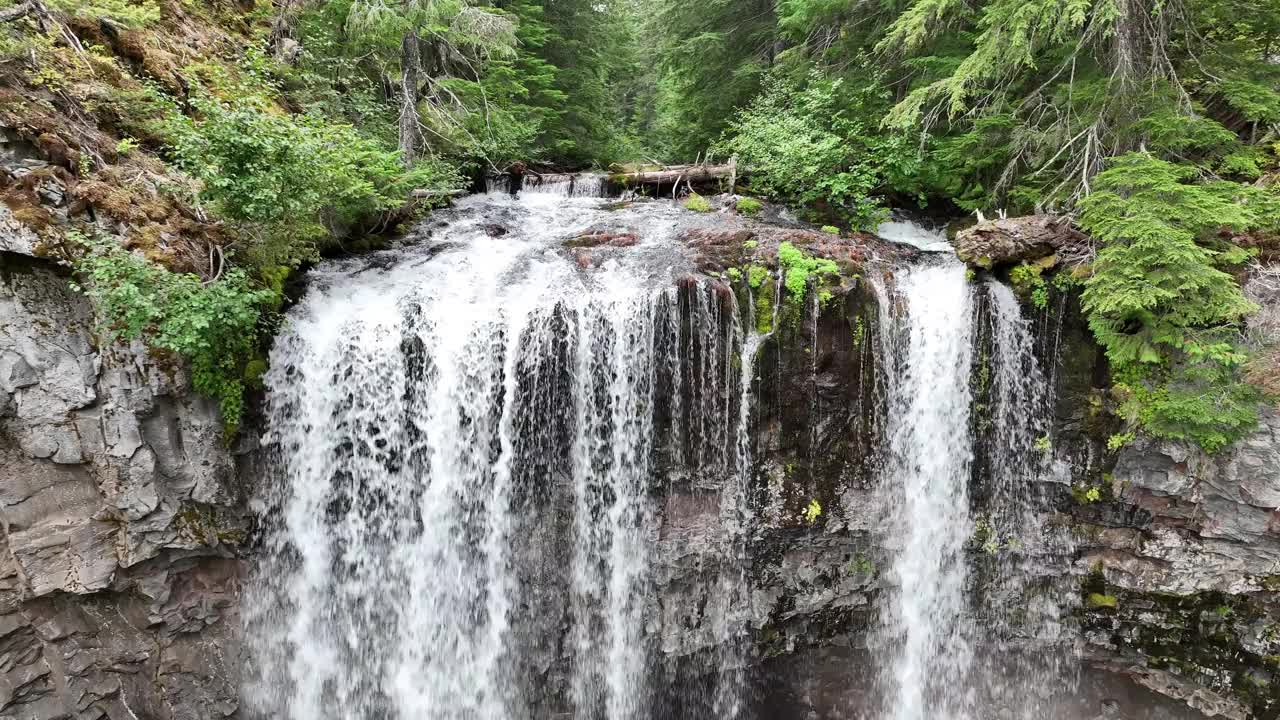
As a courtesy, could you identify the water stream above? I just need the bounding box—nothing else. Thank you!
[244,189,1079,719]
[243,191,752,718]
[875,261,977,720]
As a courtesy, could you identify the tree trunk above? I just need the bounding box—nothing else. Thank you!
[399,30,421,167]
[1112,0,1147,94]
[610,164,744,186]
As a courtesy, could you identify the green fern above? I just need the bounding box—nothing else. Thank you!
[1080,154,1263,451]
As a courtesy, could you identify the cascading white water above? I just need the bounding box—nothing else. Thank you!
[242,218,572,719]
[876,261,976,720]
[243,192,1085,720]
[567,280,658,720]
[971,281,1080,718]
[871,256,1079,720]
[486,172,608,196]
[242,192,756,719]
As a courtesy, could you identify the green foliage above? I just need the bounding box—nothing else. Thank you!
[777,241,839,304]
[849,555,875,575]
[747,265,771,289]
[683,193,712,212]
[0,8,53,62]
[754,288,775,335]
[1009,262,1049,310]
[652,0,777,158]
[167,89,461,270]
[1081,154,1264,452]
[114,137,139,156]
[749,266,777,334]
[72,235,275,430]
[720,73,917,229]
[1072,484,1103,504]
[803,498,822,524]
[1107,431,1135,451]
[1087,592,1118,609]
[736,197,763,215]
[523,0,642,165]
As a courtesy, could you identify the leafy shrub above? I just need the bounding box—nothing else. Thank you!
[167,91,462,270]
[720,72,917,230]
[73,234,275,430]
[1080,154,1263,451]
[736,197,763,215]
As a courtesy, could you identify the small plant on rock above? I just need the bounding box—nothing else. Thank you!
[777,241,839,304]
[803,498,822,524]
[683,193,712,212]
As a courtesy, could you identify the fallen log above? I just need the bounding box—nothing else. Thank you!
[609,163,744,187]
[954,215,1092,268]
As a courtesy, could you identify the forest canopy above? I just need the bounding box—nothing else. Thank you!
[0,0,1277,448]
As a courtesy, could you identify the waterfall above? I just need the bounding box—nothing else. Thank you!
[971,281,1080,717]
[242,194,751,719]
[485,173,608,196]
[875,261,977,720]
[243,192,1083,720]
[872,261,1077,720]
[567,284,658,720]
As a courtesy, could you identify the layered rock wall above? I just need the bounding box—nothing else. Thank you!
[0,216,246,719]
[965,215,1280,719]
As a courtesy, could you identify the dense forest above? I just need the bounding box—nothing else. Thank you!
[1,0,1278,451]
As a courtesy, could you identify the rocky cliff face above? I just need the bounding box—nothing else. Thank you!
[1067,268,1280,719]
[953,216,1280,718]
[0,212,247,719]
[2,203,1278,720]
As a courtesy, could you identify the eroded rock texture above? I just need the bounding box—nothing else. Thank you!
[1060,267,1280,719]
[0,227,246,719]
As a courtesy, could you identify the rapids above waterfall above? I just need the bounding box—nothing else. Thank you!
[242,189,1210,720]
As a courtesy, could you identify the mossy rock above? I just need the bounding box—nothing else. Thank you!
[683,194,712,212]
[1087,592,1119,609]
